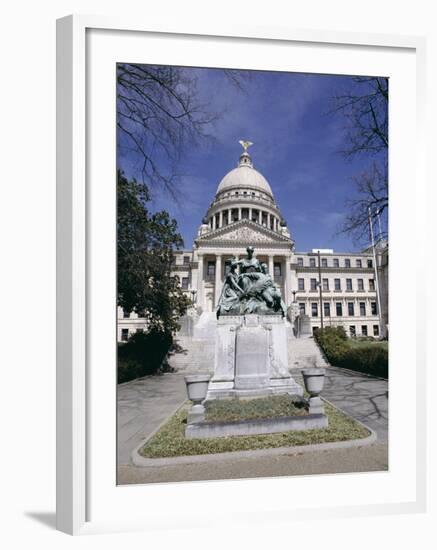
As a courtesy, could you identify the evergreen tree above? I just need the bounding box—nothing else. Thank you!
[117,170,190,334]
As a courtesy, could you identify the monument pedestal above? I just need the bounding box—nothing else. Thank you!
[206,314,303,400]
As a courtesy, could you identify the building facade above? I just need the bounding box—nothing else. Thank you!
[118,146,388,341]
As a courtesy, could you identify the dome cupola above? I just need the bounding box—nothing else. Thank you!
[216,141,273,197]
[198,141,291,238]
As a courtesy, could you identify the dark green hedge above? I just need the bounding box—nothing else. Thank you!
[117,330,173,384]
[314,327,388,378]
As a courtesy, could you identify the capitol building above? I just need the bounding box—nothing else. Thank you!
[118,145,388,341]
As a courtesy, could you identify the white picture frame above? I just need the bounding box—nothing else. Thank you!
[56,14,427,535]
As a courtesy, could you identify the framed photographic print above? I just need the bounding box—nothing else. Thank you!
[57,15,427,535]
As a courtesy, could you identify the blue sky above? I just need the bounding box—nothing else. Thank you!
[118,67,387,253]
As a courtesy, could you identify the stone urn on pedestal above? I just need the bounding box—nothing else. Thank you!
[302,368,326,415]
[184,374,211,424]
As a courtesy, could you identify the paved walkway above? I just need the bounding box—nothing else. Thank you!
[117,367,388,483]
[291,367,388,442]
[117,373,186,465]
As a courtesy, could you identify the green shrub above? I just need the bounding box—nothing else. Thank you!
[314,326,349,364]
[338,347,388,377]
[117,329,173,383]
[314,327,388,378]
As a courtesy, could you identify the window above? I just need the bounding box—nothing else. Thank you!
[367,259,373,268]
[310,257,316,267]
[181,277,189,289]
[207,261,215,276]
[310,278,317,291]
[348,302,354,316]
[321,258,328,267]
[373,325,379,336]
[356,259,362,268]
[298,278,305,291]
[311,303,318,317]
[297,257,304,267]
[333,258,339,268]
[346,278,353,291]
[371,302,378,315]
[350,325,356,337]
[299,303,306,315]
[359,302,366,316]
[369,279,375,291]
[322,278,329,291]
[121,328,129,342]
[357,279,364,291]
[324,302,331,316]
[183,255,190,265]
[336,302,343,316]
[123,310,130,319]
[274,263,282,277]
[136,328,144,334]
[334,278,341,291]
[345,258,351,268]
[362,325,368,336]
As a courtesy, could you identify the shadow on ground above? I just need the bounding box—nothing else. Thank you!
[24,511,56,530]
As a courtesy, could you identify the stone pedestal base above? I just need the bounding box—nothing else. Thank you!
[187,403,206,424]
[207,314,303,400]
[308,396,325,415]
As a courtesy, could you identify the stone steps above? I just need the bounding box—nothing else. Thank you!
[287,332,329,369]
[167,337,215,374]
[169,319,329,374]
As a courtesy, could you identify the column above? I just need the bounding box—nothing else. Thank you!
[238,207,242,221]
[284,256,291,307]
[197,254,204,309]
[228,209,232,224]
[258,210,262,224]
[215,254,222,306]
[249,207,252,222]
[213,215,216,230]
[268,255,274,276]
[267,213,271,229]
[219,211,223,228]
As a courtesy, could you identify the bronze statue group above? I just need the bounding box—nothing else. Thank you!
[216,246,286,318]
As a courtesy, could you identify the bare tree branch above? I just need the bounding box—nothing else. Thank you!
[117,64,250,198]
[331,77,389,245]
[336,163,388,245]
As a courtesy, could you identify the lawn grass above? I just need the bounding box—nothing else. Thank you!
[139,399,370,458]
[205,395,307,422]
[347,339,388,352]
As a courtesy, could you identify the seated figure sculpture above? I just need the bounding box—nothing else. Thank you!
[215,260,244,318]
[216,247,286,318]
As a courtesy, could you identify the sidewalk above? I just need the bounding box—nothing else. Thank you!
[292,367,388,442]
[117,372,186,465]
[117,367,388,483]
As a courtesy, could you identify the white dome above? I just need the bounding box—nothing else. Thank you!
[216,165,273,196]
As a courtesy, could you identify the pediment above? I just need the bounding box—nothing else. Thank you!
[196,220,292,245]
